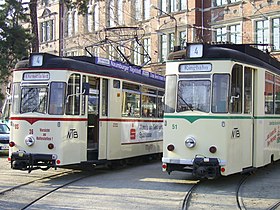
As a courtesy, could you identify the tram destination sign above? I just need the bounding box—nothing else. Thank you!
[179,63,212,72]
[23,72,50,81]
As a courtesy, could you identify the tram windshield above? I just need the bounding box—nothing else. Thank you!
[21,86,48,113]
[177,80,211,112]
[12,82,66,115]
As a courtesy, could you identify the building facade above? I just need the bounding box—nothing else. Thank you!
[37,0,280,74]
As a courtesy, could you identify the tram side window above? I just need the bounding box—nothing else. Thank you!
[164,75,177,113]
[230,64,243,113]
[102,79,108,116]
[265,72,274,114]
[141,87,157,118]
[157,90,164,117]
[81,76,86,115]
[244,68,253,114]
[66,74,81,115]
[49,82,66,115]
[113,80,120,89]
[212,74,229,113]
[11,83,20,114]
[275,76,280,114]
[122,83,140,117]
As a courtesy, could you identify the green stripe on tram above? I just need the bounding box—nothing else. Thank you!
[164,115,251,123]
[164,115,280,123]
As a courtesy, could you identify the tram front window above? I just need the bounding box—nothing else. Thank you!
[49,82,66,115]
[177,80,211,113]
[21,87,48,114]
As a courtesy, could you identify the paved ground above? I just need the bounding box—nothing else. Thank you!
[0,154,279,210]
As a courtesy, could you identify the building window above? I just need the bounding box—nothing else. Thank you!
[73,11,79,35]
[256,19,269,50]
[272,18,280,51]
[134,0,151,21]
[214,24,241,44]
[143,38,151,64]
[161,0,167,13]
[160,34,167,62]
[135,0,142,21]
[66,12,73,37]
[133,41,141,65]
[94,3,99,30]
[179,31,186,48]
[87,6,93,32]
[143,0,150,20]
[40,20,54,42]
[117,0,124,24]
[86,47,99,57]
[170,0,175,12]
[215,0,228,6]
[41,0,49,6]
[215,27,227,42]
[160,0,185,12]
[168,33,174,52]
[180,0,186,10]
[108,0,115,26]
[65,51,78,56]
[229,24,241,44]
[107,0,123,26]
[86,1,99,32]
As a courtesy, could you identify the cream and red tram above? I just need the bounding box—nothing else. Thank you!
[162,43,280,179]
[8,53,164,172]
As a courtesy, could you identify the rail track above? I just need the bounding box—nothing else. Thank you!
[183,165,280,210]
[181,180,203,210]
[0,169,94,209]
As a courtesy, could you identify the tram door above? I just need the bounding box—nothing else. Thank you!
[230,65,254,169]
[244,67,254,166]
[87,77,100,160]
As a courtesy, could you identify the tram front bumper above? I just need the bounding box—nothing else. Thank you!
[192,157,220,179]
[11,151,57,173]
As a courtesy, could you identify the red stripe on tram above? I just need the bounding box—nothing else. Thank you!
[10,117,87,125]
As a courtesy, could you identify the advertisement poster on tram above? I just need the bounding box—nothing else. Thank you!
[121,122,163,144]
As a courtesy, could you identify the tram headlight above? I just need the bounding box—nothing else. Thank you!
[24,135,35,147]
[185,136,196,148]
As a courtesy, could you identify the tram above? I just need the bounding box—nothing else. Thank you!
[8,53,165,172]
[162,43,280,179]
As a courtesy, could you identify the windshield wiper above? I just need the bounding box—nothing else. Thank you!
[177,94,193,111]
[32,95,47,113]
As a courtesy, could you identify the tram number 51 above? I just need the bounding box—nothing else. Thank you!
[172,124,178,130]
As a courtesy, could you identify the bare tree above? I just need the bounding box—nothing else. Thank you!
[29,0,39,52]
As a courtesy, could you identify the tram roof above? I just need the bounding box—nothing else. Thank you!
[15,54,165,89]
[168,43,280,74]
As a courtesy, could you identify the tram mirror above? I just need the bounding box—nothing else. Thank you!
[161,95,165,104]
[82,83,90,95]
[230,94,240,103]
[6,82,11,95]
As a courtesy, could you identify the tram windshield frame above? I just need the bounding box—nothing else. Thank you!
[12,82,67,115]
[165,73,231,114]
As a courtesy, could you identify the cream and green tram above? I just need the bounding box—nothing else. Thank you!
[162,43,280,179]
[8,53,165,172]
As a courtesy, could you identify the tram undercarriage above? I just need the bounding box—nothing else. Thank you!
[11,152,57,173]
[163,157,221,179]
